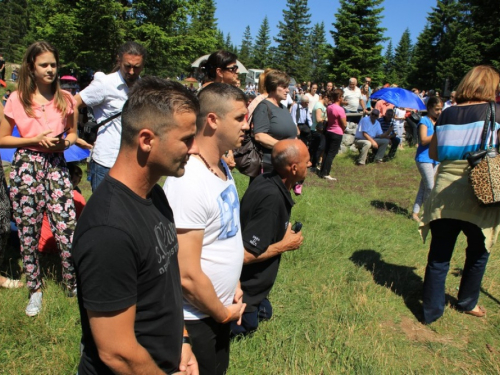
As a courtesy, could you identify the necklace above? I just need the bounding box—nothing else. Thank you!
[197,153,227,179]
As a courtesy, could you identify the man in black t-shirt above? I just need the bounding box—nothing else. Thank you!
[231,139,308,336]
[73,77,200,375]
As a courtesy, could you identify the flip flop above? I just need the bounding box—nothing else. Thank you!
[1,278,23,289]
[464,305,486,318]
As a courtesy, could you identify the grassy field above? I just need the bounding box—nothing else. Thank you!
[1,148,500,374]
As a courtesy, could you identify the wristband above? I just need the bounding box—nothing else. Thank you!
[182,336,191,345]
[64,140,71,150]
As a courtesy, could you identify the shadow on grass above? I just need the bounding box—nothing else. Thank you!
[451,267,500,306]
[1,231,63,285]
[349,250,457,322]
[370,200,409,217]
[0,233,23,279]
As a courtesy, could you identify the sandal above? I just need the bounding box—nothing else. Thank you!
[1,277,24,289]
[464,305,486,318]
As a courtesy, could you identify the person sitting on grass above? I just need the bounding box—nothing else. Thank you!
[354,108,391,165]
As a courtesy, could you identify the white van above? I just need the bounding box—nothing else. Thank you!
[245,69,264,86]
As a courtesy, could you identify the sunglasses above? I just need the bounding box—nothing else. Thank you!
[224,65,239,73]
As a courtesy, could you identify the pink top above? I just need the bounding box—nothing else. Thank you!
[4,90,76,152]
[326,103,346,135]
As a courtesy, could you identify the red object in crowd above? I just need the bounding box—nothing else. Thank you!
[38,190,86,254]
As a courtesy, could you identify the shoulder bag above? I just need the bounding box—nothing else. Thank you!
[467,102,500,206]
[234,100,273,177]
[81,111,122,144]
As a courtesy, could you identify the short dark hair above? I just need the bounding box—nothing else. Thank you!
[199,50,238,82]
[121,77,199,147]
[197,83,247,129]
[265,70,290,93]
[327,88,343,103]
[426,96,443,110]
[117,41,147,62]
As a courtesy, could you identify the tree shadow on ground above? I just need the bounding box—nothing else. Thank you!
[350,249,457,322]
[370,200,409,217]
[451,267,500,306]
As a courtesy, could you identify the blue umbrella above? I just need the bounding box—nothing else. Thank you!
[371,87,426,110]
[0,126,90,163]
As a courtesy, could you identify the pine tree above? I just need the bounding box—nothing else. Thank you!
[239,26,253,67]
[0,0,30,62]
[409,0,465,90]
[274,0,311,81]
[330,0,386,85]
[253,16,271,68]
[393,28,413,88]
[383,40,394,77]
[309,22,330,84]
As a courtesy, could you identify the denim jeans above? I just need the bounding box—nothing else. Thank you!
[413,162,438,214]
[89,160,110,192]
[422,219,490,324]
[230,298,273,336]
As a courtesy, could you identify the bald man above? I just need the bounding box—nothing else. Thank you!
[231,139,308,336]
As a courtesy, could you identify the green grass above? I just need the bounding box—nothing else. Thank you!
[2,149,500,374]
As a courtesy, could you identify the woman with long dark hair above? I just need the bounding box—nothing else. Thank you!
[421,66,500,324]
[411,96,443,221]
[0,41,78,316]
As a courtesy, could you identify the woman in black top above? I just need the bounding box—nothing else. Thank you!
[253,70,298,173]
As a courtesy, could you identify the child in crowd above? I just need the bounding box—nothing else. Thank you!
[0,41,78,316]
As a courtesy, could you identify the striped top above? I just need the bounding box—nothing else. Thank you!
[435,102,500,161]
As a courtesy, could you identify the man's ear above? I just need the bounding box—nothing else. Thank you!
[290,163,298,176]
[206,113,218,130]
[138,128,156,153]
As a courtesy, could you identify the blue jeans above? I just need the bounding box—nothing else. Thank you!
[230,298,273,336]
[423,219,490,324]
[89,160,110,192]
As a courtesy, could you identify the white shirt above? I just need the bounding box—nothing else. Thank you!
[343,86,362,112]
[355,116,383,139]
[304,93,319,114]
[79,71,130,168]
[290,103,312,126]
[280,93,293,109]
[164,157,244,320]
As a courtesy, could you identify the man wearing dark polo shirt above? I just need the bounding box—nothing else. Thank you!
[231,139,308,335]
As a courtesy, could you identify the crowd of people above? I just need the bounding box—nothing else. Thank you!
[0,41,499,374]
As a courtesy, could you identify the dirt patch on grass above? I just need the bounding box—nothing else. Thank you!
[383,316,466,347]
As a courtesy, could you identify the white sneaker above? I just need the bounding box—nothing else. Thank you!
[323,175,337,181]
[26,292,43,317]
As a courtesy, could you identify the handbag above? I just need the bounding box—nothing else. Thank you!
[233,132,262,177]
[81,111,122,144]
[234,100,274,177]
[467,102,500,206]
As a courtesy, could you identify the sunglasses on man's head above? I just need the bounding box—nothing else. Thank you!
[224,65,239,73]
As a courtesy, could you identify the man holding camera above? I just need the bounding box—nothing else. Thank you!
[231,139,306,336]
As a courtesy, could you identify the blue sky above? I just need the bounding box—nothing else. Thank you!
[215,0,436,53]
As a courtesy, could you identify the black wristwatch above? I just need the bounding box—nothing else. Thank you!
[182,336,192,345]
